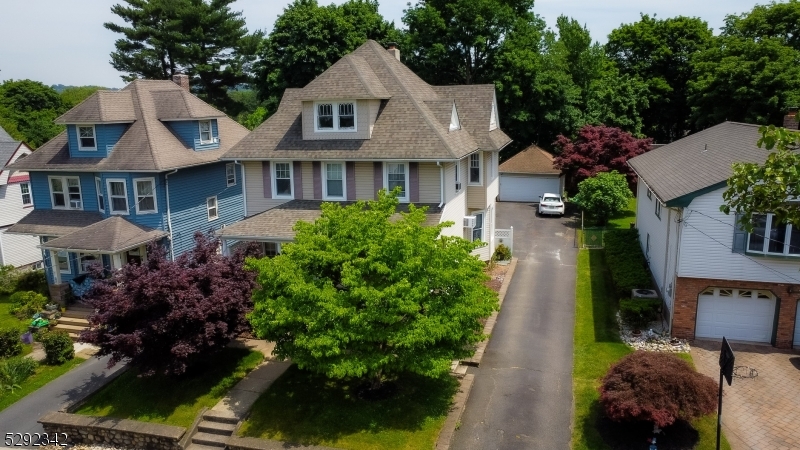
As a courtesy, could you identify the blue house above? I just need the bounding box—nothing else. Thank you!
[4,76,249,302]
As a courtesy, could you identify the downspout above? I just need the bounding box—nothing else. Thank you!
[165,169,178,261]
[437,161,444,207]
[237,160,247,217]
[668,208,683,335]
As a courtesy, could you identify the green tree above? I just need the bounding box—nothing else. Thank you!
[607,15,714,142]
[571,171,632,225]
[723,0,800,51]
[0,80,66,148]
[60,86,107,109]
[247,190,498,389]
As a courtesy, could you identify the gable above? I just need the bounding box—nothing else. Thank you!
[490,91,499,131]
[450,102,461,131]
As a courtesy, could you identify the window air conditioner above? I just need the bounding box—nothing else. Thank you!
[463,215,477,228]
[70,200,82,209]
[455,182,462,191]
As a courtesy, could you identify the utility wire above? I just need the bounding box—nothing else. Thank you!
[687,208,800,254]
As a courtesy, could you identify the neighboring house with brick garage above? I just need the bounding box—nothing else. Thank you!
[218,40,512,260]
[628,120,800,349]
[4,76,248,303]
[0,126,41,268]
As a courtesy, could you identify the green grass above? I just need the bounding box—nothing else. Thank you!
[75,348,264,427]
[239,365,459,450]
[581,198,637,230]
[0,295,33,356]
[572,249,730,450]
[0,357,86,412]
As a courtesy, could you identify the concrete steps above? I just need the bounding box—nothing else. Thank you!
[189,410,238,449]
[54,309,91,341]
[190,432,228,447]
[197,420,236,435]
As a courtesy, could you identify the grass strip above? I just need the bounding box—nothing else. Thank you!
[0,357,86,412]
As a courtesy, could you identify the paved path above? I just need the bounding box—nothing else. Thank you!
[451,202,577,450]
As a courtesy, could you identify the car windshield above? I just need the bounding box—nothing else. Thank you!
[543,196,560,203]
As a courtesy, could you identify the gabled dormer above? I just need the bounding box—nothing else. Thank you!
[55,91,136,158]
[155,86,227,150]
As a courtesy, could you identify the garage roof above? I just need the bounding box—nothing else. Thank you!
[499,145,560,175]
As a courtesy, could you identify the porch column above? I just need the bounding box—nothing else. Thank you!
[111,253,123,270]
[48,249,61,284]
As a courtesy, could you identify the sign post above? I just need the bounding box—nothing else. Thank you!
[717,337,735,450]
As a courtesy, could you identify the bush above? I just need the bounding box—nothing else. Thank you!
[603,229,652,297]
[492,244,512,261]
[600,352,718,427]
[15,270,49,297]
[0,327,23,358]
[619,299,661,331]
[0,264,17,295]
[571,171,633,225]
[40,330,74,365]
[8,291,48,320]
[0,356,38,393]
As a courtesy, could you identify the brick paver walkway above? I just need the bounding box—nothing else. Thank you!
[692,340,800,450]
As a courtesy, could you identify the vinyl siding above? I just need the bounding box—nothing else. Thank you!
[96,172,168,229]
[0,229,40,267]
[67,124,128,158]
[0,182,33,226]
[355,162,374,199]
[166,119,219,150]
[302,100,373,140]
[0,144,31,185]
[418,162,440,203]
[678,188,800,284]
[440,189,466,239]
[470,206,492,261]
[635,181,672,300]
[244,161,290,215]
[30,172,98,212]
[467,152,487,210]
[302,162,314,199]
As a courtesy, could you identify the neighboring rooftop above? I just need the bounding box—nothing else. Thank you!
[499,145,560,175]
[0,125,23,181]
[6,210,104,237]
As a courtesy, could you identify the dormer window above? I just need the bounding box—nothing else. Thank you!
[315,101,357,132]
[78,125,96,150]
[199,120,212,144]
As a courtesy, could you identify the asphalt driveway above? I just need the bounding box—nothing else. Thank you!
[451,202,577,450]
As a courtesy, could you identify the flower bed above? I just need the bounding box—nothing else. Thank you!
[616,312,690,353]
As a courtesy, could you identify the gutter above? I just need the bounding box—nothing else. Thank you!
[437,161,444,207]
[165,168,179,261]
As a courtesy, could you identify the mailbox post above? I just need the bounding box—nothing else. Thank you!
[717,337,735,450]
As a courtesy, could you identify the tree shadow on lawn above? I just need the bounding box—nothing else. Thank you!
[240,365,459,447]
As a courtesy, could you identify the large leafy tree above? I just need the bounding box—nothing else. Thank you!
[0,80,66,148]
[105,0,262,112]
[607,15,714,143]
[723,0,800,51]
[60,86,107,109]
[571,171,632,225]
[247,190,498,389]
[81,233,260,376]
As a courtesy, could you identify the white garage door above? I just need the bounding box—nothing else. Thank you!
[794,301,800,348]
[696,288,776,343]
[499,174,561,202]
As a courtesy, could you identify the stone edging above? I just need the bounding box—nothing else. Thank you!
[39,411,185,450]
[434,373,475,450]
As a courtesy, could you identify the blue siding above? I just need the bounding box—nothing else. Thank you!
[29,172,99,211]
[168,162,244,257]
[96,172,167,229]
[166,120,219,150]
[67,124,129,158]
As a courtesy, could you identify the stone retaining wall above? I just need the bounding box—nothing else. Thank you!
[39,412,185,450]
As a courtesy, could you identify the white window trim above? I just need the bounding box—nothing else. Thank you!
[747,213,800,257]
[468,153,482,186]
[133,177,158,214]
[455,162,461,192]
[198,120,213,144]
[79,252,101,274]
[49,175,83,210]
[471,210,485,242]
[106,178,130,215]
[263,242,281,257]
[77,125,97,151]
[20,182,32,206]
[57,250,71,274]
[272,161,294,199]
[95,177,104,213]
[226,163,237,187]
[313,101,358,133]
[323,162,346,200]
[383,161,410,202]
[207,196,219,221]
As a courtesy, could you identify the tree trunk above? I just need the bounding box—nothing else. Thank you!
[370,370,383,390]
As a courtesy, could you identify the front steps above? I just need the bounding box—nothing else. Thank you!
[187,410,238,450]
[53,306,92,341]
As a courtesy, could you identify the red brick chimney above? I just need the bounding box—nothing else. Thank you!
[783,107,799,130]
[387,42,400,61]
[172,72,190,91]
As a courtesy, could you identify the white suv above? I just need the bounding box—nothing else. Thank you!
[538,193,565,216]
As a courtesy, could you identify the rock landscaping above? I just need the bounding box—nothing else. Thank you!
[616,312,690,353]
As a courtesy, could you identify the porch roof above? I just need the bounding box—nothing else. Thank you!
[6,210,104,237]
[218,200,443,241]
[40,216,167,253]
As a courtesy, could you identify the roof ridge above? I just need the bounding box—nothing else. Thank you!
[130,82,161,169]
[346,55,378,98]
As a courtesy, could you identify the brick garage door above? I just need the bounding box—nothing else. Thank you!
[696,288,776,343]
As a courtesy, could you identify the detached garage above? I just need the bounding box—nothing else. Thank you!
[695,288,777,343]
[499,145,564,202]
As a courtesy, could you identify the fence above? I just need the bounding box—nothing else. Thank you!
[582,228,604,248]
[495,227,513,256]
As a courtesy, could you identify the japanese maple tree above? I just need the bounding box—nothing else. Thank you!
[81,233,260,376]
[553,124,652,191]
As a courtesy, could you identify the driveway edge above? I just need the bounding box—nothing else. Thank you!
[435,373,475,450]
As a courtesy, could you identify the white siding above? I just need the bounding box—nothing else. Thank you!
[244,162,290,215]
[635,181,673,301]
[439,189,466,238]
[0,228,41,267]
[0,182,33,225]
[0,143,31,186]
[678,188,800,284]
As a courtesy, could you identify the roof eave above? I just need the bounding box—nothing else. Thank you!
[664,181,728,208]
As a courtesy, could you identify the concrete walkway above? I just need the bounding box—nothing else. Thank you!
[451,202,577,450]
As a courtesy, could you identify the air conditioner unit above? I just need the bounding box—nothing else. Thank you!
[631,289,659,299]
[455,182,462,191]
[463,215,477,228]
[69,200,82,209]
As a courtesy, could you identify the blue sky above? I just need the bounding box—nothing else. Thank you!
[0,0,764,88]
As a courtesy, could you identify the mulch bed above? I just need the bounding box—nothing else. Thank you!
[597,417,700,450]
[484,262,509,293]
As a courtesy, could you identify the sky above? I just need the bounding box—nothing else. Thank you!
[0,0,765,89]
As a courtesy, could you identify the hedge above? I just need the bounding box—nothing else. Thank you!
[603,229,653,298]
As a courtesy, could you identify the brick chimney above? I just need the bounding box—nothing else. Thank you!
[784,107,799,130]
[172,72,190,91]
[387,42,400,61]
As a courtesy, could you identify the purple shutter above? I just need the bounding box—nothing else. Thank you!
[409,162,419,203]
[312,161,322,199]
[262,161,271,198]
[373,162,383,200]
[293,161,303,200]
[346,162,356,201]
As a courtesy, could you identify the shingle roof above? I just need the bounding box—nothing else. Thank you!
[41,216,167,253]
[0,125,15,142]
[152,89,227,120]
[300,55,391,100]
[627,122,770,206]
[0,124,23,182]
[223,40,510,161]
[6,210,104,237]
[9,80,249,172]
[499,145,560,175]
[218,200,443,240]
[55,90,137,124]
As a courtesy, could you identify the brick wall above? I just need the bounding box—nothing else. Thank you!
[783,112,799,130]
[673,276,799,348]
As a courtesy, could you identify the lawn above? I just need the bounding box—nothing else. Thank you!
[75,348,263,427]
[239,365,459,450]
[0,295,33,355]
[572,249,729,450]
[581,198,637,230]
[0,357,86,412]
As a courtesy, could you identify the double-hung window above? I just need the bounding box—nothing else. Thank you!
[386,162,408,201]
[95,178,105,212]
[199,120,212,143]
[747,213,800,256]
[469,153,481,184]
[77,125,96,150]
[226,163,236,187]
[107,179,129,215]
[134,178,157,214]
[324,162,345,199]
[20,182,32,206]
[472,211,484,242]
[315,101,357,132]
[50,176,82,209]
[79,253,100,273]
[655,201,662,219]
[273,162,293,198]
[57,251,70,274]
[207,196,218,221]
[263,242,280,258]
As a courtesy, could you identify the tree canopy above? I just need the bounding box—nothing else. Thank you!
[247,190,498,388]
[0,80,66,148]
[571,171,633,225]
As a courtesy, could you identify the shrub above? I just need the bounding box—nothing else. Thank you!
[40,330,74,365]
[492,244,512,261]
[603,229,652,297]
[8,291,48,320]
[0,327,23,358]
[600,352,718,427]
[15,269,49,297]
[619,299,661,331]
[0,356,38,393]
[0,264,17,295]
[571,171,633,225]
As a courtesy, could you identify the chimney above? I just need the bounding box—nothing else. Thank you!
[172,72,190,91]
[387,42,400,61]
[784,107,799,130]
